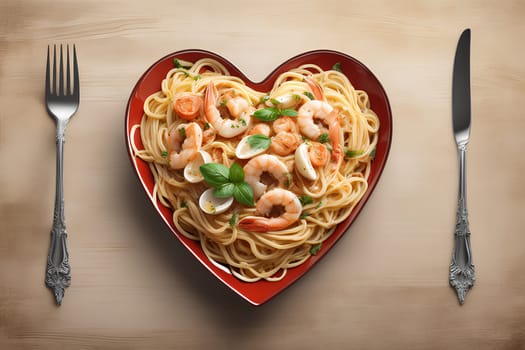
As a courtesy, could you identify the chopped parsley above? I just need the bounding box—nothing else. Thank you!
[310,243,322,255]
[332,62,342,72]
[304,91,315,100]
[319,133,329,144]
[299,195,314,206]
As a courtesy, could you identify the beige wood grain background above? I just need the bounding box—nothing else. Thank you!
[1,0,524,349]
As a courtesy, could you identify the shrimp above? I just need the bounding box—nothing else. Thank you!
[325,109,343,163]
[272,116,298,134]
[270,131,301,156]
[297,100,334,140]
[308,141,329,167]
[297,101,343,163]
[167,122,203,169]
[173,94,202,121]
[243,154,290,199]
[238,188,302,232]
[304,76,324,100]
[247,123,271,137]
[204,81,253,138]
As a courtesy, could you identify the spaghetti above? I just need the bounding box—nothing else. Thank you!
[131,57,379,282]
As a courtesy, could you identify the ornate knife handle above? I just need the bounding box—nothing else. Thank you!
[449,145,475,304]
[45,122,71,305]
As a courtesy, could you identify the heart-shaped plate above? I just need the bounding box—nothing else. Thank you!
[125,49,392,305]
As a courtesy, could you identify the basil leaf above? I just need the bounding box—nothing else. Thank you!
[213,183,235,198]
[253,108,279,121]
[370,148,377,159]
[259,95,270,103]
[247,134,271,151]
[199,163,230,187]
[161,151,168,158]
[280,109,298,117]
[233,182,255,207]
[229,162,245,183]
[332,62,342,72]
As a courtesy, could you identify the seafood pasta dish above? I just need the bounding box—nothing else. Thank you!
[130,57,379,282]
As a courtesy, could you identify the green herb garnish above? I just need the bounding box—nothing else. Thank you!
[304,91,315,100]
[246,134,271,151]
[280,109,298,117]
[345,149,364,158]
[200,162,255,207]
[199,163,230,187]
[253,107,298,122]
[229,212,238,227]
[332,62,342,72]
[299,195,314,206]
[370,148,376,159]
[310,243,322,255]
[259,95,270,104]
[161,151,168,158]
[319,133,329,144]
[174,58,193,69]
[178,127,186,138]
[300,212,309,220]
[253,107,280,121]
[270,98,281,106]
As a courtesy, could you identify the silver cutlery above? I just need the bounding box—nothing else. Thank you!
[449,29,475,304]
[44,44,79,305]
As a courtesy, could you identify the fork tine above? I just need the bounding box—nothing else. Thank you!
[73,45,79,98]
[45,45,50,97]
[59,45,64,96]
[66,45,71,96]
[52,45,57,95]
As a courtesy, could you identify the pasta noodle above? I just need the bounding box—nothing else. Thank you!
[131,57,379,282]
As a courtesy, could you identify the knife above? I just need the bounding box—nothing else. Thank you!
[449,28,475,304]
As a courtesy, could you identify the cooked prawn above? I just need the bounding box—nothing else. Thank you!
[325,109,343,163]
[243,154,290,199]
[308,141,329,167]
[168,122,203,169]
[270,131,301,156]
[204,81,253,138]
[272,116,298,134]
[173,94,202,121]
[304,76,324,100]
[297,100,334,140]
[238,188,302,232]
[247,123,271,137]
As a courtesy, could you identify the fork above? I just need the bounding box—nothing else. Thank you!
[44,44,79,305]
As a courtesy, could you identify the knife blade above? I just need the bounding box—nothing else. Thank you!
[453,29,471,146]
[449,28,475,304]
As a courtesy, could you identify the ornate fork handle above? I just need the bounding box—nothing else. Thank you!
[45,121,71,305]
[449,145,475,304]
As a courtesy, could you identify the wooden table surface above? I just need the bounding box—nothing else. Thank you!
[1,0,524,349]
